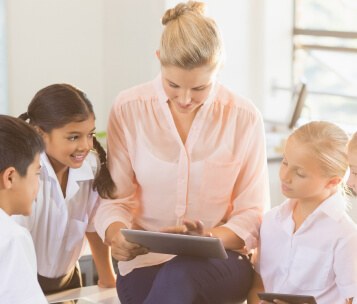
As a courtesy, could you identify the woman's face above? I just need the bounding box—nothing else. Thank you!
[161,64,218,115]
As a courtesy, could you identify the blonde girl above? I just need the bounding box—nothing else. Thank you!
[248,121,357,304]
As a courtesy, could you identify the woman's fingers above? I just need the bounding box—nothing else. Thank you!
[161,219,211,237]
[111,231,148,261]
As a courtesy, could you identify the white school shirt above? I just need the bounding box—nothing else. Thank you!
[13,152,99,278]
[0,208,47,303]
[257,192,357,304]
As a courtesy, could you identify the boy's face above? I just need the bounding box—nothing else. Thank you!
[12,153,41,215]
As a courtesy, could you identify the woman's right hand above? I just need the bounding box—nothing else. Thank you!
[110,230,149,261]
[106,223,149,261]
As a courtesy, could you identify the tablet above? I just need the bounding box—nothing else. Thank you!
[258,292,317,304]
[121,229,228,259]
[50,300,96,304]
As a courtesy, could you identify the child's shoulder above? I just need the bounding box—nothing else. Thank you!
[0,210,29,241]
[262,200,291,223]
[264,202,286,216]
[84,151,100,176]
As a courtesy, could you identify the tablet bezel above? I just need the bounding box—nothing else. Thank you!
[258,292,317,304]
[121,229,228,259]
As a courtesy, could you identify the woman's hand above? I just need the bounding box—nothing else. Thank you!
[160,219,212,237]
[110,230,148,261]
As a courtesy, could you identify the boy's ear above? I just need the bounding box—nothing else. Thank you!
[155,50,160,60]
[326,176,341,189]
[0,167,16,189]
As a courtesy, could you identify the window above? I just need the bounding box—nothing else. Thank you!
[293,0,357,129]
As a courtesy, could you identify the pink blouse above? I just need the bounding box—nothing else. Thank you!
[95,75,270,275]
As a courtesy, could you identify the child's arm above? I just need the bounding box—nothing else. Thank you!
[86,232,116,288]
[247,270,265,304]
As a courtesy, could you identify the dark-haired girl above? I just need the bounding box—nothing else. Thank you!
[13,83,116,294]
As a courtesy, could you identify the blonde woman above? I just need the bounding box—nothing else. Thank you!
[248,121,357,304]
[95,1,269,303]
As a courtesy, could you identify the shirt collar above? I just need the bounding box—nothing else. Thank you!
[0,208,9,220]
[276,199,296,235]
[317,191,347,221]
[40,152,95,183]
[276,191,347,223]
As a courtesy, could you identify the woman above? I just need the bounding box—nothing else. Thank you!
[95,1,269,303]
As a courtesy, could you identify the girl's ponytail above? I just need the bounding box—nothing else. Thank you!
[18,112,30,121]
[92,137,116,199]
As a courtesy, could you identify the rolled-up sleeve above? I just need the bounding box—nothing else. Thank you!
[94,96,139,241]
[335,230,357,299]
[222,111,270,250]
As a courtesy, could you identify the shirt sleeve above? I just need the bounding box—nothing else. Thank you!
[334,229,357,299]
[222,110,270,251]
[94,97,139,240]
[87,193,100,232]
[0,230,47,304]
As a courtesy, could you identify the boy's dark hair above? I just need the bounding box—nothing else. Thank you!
[18,83,116,199]
[0,115,44,176]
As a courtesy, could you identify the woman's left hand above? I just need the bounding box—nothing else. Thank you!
[160,219,212,237]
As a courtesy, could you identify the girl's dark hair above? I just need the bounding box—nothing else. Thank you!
[0,115,44,176]
[19,83,116,199]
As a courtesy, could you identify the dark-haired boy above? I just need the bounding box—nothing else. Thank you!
[0,115,47,303]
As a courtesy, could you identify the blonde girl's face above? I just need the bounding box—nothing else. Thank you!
[347,146,357,195]
[41,115,95,173]
[161,64,217,115]
[279,137,334,203]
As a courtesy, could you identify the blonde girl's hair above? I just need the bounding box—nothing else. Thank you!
[289,121,348,178]
[348,132,357,152]
[159,1,224,69]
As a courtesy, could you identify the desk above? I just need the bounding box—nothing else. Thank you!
[46,285,120,304]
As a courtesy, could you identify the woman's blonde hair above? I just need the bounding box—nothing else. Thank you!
[159,1,224,70]
[289,121,348,178]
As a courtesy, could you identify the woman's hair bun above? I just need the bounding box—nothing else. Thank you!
[161,1,205,25]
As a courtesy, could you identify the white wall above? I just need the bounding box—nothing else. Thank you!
[101,0,164,128]
[6,0,105,126]
[5,0,293,131]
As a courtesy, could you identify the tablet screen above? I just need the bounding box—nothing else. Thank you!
[121,229,228,259]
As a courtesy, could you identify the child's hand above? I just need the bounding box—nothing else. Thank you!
[97,277,116,288]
